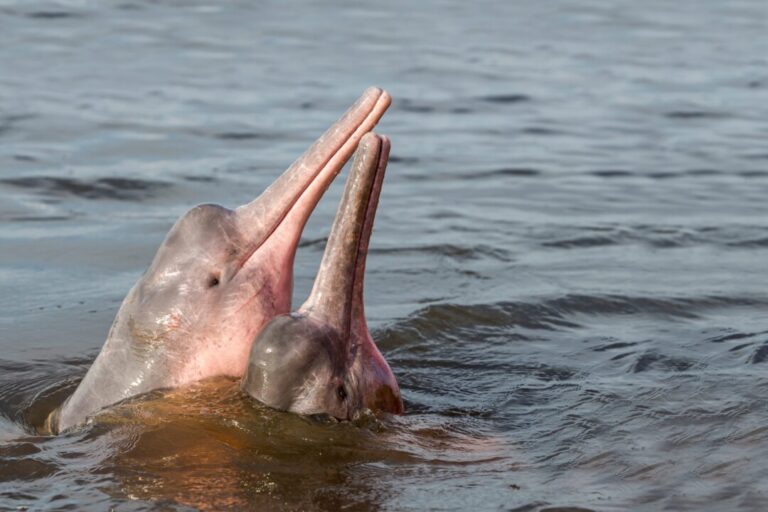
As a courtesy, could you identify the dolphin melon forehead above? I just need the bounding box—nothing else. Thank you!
[243,315,341,410]
[158,205,239,254]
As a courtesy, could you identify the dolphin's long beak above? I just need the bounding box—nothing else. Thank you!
[241,132,402,417]
[234,88,391,265]
[300,132,390,337]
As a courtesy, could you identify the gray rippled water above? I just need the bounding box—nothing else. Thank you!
[1,0,767,510]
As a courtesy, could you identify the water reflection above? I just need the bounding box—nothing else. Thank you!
[64,379,511,511]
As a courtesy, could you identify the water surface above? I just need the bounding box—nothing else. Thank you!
[1,0,767,510]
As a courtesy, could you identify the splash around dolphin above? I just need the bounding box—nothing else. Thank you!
[242,132,403,420]
[46,88,391,433]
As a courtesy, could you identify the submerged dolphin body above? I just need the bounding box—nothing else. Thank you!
[49,88,392,433]
[242,132,403,420]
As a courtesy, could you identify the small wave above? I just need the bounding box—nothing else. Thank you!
[540,224,768,250]
[397,100,435,114]
[728,237,768,248]
[744,152,768,160]
[542,236,617,249]
[28,11,78,19]
[739,170,768,178]
[590,169,633,178]
[373,243,513,263]
[684,168,720,176]
[402,167,542,181]
[630,351,699,373]
[182,175,218,183]
[647,172,677,179]
[0,176,171,201]
[467,167,541,179]
[707,331,768,344]
[664,110,730,120]
[215,132,273,141]
[5,215,73,223]
[388,155,420,165]
[298,236,327,248]
[586,168,768,180]
[534,506,596,512]
[2,8,87,20]
[378,295,768,348]
[396,93,530,116]
[476,94,531,104]
[749,343,768,364]
[521,127,563,136]
[0,449,57,482]
[593,341,638,352]
[0,114,37,137]
[0,357,90,431]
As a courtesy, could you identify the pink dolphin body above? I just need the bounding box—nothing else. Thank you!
[49,88,391,433]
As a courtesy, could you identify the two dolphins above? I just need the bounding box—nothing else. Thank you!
[47,88,402,433]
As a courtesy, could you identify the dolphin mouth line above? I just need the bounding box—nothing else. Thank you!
[299,133,391,340]
[234,90,391,275]
[342,138,388,336]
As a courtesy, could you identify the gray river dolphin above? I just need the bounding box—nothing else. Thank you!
[242,132,403,419]
[48,88,392,433]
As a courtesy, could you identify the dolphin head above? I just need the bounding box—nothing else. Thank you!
[54,89,391,432]
[242,133,404,420]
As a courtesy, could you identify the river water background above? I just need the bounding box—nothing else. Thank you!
[1,0,767,510]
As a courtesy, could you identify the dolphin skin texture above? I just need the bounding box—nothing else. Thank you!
[49,88,391,433]
[242,132,403,421]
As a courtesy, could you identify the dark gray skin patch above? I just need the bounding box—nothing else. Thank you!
[242,315,354,419]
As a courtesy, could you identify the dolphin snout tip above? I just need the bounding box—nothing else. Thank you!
[359,131,380,147]
[359,132,391,152]
[364,86,392,108]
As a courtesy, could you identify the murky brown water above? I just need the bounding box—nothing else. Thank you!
[1,0,768,510]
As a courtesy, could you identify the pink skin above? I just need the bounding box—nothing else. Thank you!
[49,88,392,433]
[299,133,403,416]
[242,133,403,420]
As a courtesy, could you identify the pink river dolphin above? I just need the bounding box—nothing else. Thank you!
[48,88,392,433]
[242,132,404,419]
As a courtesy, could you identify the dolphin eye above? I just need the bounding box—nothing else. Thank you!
[337,385,347,401]
[208,275,220,288]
